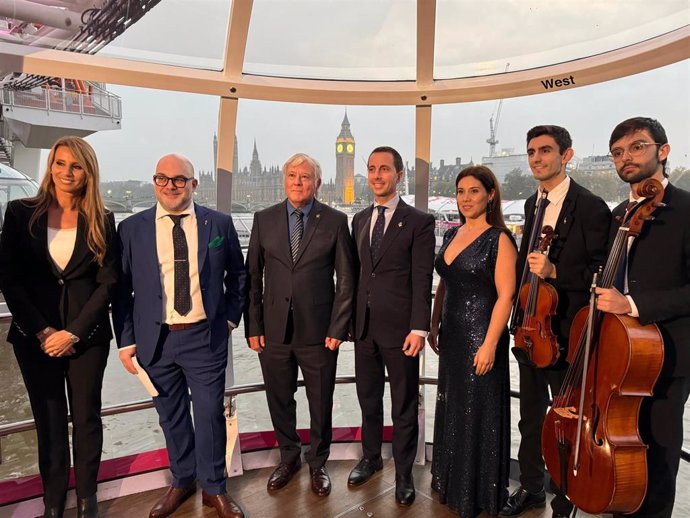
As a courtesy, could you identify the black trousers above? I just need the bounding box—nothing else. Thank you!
[13,340,109,507]
[354,335,419,477]
[259,340,338,468]
[517,362,572,515]
[615,374,690,518]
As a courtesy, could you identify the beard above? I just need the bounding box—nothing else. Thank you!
[616,160,660,185]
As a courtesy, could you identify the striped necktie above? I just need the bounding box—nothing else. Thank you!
[291,208,303,262]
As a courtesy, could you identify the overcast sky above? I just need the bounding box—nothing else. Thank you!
[68,0,690,183]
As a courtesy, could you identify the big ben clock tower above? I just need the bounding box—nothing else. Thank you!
[335,111,355,205]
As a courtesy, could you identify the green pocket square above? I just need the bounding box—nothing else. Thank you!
[208,236,224,248]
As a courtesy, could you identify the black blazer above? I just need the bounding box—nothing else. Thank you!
[351,199,436,348]
[245,199,355,345]
[0,199,118,347]
[517,180,611,357]
[610,183,690,377]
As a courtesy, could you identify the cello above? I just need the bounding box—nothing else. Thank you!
[512,225,560,368]
[541,178,665,515]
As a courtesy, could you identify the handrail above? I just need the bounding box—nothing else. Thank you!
[1,375,688,463]
[0,86,122,120]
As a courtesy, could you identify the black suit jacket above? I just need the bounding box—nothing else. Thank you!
[245,198,355,344]
[0,199,118,347]
[517,179,611,358]
[610,183,690,377]
[351,199,436,348]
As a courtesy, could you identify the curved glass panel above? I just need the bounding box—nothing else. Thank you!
[244,0,415,80]
[434,0,690,79]
[431,60,689,200]
[234,99,414,209]
[0,1,231,70]
[100,0,232,69]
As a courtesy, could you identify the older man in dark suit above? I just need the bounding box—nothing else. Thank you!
[348,146,435,506]
[245,153,355,496]
[597,117,690,518]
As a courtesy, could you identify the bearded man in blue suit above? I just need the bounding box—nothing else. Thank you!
[113,154,247,518]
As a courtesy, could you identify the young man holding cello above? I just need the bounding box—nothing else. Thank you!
[500,125,610,518]
[597,117,690,518]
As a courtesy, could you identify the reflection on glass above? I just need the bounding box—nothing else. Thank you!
[101,0,232,69]
[434,0,689,79]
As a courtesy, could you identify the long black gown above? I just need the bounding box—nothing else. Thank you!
[431,226,511,517]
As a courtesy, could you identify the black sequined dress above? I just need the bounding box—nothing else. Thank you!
[431,226,510,517]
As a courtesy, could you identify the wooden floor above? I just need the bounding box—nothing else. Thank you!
[62,460,598,518]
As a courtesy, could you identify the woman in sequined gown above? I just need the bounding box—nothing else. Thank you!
[429,166,517,517]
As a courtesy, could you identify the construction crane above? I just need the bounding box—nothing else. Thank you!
[486,63,510,157]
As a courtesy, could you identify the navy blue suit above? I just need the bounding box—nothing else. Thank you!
[113,204,247,495]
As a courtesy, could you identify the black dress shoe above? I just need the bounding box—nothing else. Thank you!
[552,513,571,518]
[43,505,64,518]
[267,460,302,491]
[77,495,99,518]
[347,457,383,486]
[310,466,331,496]
[395,474,415,506]
[499,487,546,517]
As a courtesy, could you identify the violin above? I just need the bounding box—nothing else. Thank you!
[541,178,665,515]
[512,225,560,368]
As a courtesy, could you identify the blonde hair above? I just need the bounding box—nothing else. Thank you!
[29,136,108,265]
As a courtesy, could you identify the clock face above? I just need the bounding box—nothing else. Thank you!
[347,144,354,153]
[337,143,344,153]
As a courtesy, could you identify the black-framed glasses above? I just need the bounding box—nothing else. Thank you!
[153,174,194,188]
[608,141,662,161]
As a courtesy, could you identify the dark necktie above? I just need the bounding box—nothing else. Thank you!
[291,208,303,262]
[370,206,387,261]
[169,214,191,315]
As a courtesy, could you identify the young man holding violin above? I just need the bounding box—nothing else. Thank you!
[597,117,690,518]
[500,125,610,518]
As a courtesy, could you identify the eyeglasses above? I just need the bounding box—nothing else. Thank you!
[608,141,662,161]
[153,174,194,188]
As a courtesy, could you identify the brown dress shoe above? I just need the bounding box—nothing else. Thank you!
[267,460,302,490]
[202,492,244,518]
[310,466,331,496]
[149,484,196,518]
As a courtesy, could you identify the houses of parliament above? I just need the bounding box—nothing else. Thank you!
[198,113,360,210]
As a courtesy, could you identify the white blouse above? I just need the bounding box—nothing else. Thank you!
[47,226,77,272]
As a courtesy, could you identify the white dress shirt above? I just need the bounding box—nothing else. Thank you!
[155,202,207,324]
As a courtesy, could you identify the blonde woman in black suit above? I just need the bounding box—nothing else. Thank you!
[0,136,117,518]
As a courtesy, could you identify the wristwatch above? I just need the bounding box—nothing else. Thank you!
[68,333,80,344]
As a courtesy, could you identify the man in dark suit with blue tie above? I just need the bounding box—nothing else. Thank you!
[113,154,247,518]
[348,146,435,506]
[597,117,690,518]
[245,153,355,497]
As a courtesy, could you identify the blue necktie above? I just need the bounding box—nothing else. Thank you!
[370,206,387,261]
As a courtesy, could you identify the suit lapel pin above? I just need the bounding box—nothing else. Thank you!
[563,217,567,225]
[316,214,321,219]
[398,221,404,228]
[205,219,208,226]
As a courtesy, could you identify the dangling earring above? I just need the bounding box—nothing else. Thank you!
[487,198,493,215]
